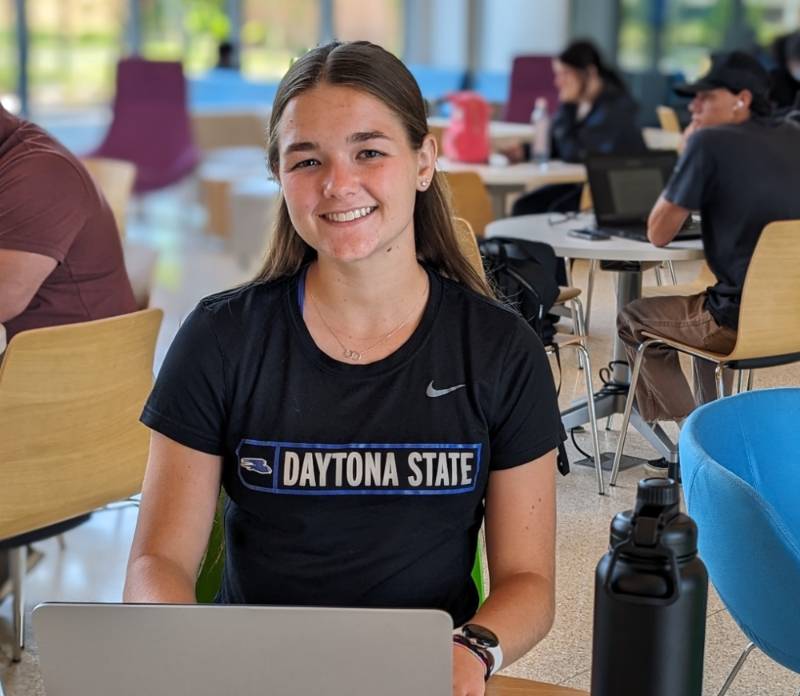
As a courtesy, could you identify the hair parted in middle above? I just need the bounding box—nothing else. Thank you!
[253,40,492,298]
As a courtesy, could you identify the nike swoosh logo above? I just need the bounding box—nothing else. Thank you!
[426,381,466,398]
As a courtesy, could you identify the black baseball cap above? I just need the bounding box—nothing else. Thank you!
[673,50,770,99]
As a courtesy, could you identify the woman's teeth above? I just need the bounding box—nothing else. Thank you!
[324,207,375,222]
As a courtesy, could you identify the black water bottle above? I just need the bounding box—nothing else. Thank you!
[590,478,708,696]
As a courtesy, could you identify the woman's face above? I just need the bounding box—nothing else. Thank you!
[552,59,584,103]
[275,83,436,265]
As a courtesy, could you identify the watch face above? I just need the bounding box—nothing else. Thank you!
[463,623,499,648]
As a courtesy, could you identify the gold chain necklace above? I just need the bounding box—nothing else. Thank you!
[307,283,428,362]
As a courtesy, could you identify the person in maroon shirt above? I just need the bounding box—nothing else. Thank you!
[0,104,137,341]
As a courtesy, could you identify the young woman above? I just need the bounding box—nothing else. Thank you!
[124,41,561,696]
[510,39,646,216]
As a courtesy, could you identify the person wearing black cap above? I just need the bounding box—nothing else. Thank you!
[617,50,800,424]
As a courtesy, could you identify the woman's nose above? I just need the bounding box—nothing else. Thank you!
[323,159,359,198]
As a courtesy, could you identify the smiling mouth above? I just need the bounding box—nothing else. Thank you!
[320,206,377,223]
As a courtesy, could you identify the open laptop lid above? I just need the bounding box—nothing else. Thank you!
[32,603,453,696]
[587,152,678,227]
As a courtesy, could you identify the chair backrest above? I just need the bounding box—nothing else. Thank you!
[656,106,681,133]
[453,217,485,281]
[680,389,800,672]
[727,220,800,361]
[445,172,493,237]
[81,157,137,238]
[503,55,559,123]
[0,309,163,540]
[88,58,199,193]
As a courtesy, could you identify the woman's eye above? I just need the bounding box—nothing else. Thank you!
[359,149,384,160]
[290,159,319,170]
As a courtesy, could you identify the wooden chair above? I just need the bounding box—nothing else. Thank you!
[0,308,163,660]
[81,157,137,238]
[455,219,605,493]
[642,260,716,299]
[656,105,682,134]
[445,171,494,237]
[611,220,800,485]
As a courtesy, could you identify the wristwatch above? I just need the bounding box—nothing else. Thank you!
[453,623,503,680]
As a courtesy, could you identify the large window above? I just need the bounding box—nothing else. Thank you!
[619,0,800,80]
[0,2,16,106]
[26,0,127,109]
[141,0,230,74]
[333,0,403,55]
[240,0,320,80]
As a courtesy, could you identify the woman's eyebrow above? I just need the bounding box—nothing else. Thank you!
[283,140,318,156]
[348,130,391,143]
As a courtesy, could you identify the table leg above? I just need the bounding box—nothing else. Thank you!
[560,267,679,469]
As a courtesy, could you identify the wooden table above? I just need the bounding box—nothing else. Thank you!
[438,158,586,217]
[488,675,588,695]
[486,212,704,466]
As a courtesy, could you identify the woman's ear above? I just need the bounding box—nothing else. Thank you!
[417,133,437,184]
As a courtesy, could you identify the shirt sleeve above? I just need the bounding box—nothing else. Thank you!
[140,304,229,455]
[0,153,89,262]
[489,321,563,470]
[663,130,712,211]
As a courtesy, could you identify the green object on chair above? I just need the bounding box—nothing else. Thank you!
[196,492,487,606]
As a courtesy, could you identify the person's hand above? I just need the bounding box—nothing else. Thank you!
[498,143,526,164]
[679,120,699,152]
[452,642,488,696]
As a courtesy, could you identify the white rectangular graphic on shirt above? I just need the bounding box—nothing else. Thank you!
[236,439,482,496]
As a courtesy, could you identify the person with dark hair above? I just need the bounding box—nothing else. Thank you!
[618,50,800,424]
[768,31,800,110]
[124,41,562,695]
[216,40,238,70]
[508,39,646,217]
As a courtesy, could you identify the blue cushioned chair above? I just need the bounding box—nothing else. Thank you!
[679,388,800,695]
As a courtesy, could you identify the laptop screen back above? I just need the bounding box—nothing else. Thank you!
[587,153,678,227]
[32,603,453,696]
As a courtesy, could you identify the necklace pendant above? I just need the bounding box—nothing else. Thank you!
[343,348,362,361]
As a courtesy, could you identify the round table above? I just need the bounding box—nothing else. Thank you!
[486,213,705,464]
[438,159,586,217]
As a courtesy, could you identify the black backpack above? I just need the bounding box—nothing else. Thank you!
[478,236,561,346]
[477,236,571,476]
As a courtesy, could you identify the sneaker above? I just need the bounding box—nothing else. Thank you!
[644,457,669,472]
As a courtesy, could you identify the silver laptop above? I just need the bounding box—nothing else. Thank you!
[32,603,452,696]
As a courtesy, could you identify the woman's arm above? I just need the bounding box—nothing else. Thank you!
[472,449,557,663]
[123,432,223,603]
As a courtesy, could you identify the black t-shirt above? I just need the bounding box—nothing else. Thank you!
[141,268,562,625]
[664,117,800,329]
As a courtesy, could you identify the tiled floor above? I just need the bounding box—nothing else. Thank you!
[1,168,799,695]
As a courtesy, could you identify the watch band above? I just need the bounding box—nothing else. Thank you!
[453,624,504,680]
[452,634,493,680]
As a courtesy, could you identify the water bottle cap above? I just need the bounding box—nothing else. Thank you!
[636,477,680,508]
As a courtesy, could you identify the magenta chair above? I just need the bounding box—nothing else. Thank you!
[503,55,560,123]
[88,58,200,193]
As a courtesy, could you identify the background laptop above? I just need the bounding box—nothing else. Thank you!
[32,603,452,696]
[586,152,701,242]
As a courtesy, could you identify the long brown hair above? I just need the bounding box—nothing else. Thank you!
[253,40,492,297]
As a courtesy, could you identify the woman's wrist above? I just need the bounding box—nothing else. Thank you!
[453,623,504,679]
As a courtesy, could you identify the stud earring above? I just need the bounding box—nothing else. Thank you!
[419,178,430,189]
